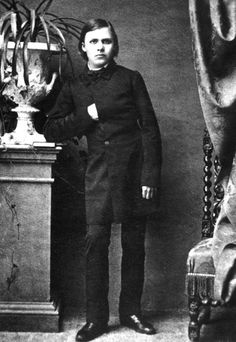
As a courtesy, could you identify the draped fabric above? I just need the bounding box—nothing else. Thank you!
[189,0,236,302]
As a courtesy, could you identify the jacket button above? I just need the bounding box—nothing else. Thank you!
[104,140,110,145]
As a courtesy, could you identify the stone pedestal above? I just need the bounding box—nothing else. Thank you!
[0,143,61,332]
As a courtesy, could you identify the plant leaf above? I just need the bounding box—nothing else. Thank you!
[58,44,62,78]
[30,9,36,40]
[45,18,65,45]
[0,11,12,35]
[0,0,84,86]
[45,14,83,40]
[22,33,30,85]
[10,12,17,39]
[17,1,30,16]
[51,21,82,35]
[0,19,10,48]
[1,0,21,12]
[12,22,29,77]
[16,7,27,21]
[0,0,13,11]
[36,0,53,14]
[47,14,84,32]
[39,15,50,50]
[50,25,81,40]
[0,25,11,83]
[47,15,85,26]
[10,0,20,12]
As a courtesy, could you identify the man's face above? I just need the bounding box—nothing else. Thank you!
[82,27,114,69]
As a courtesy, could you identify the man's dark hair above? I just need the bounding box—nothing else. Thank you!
[78,18,119,60]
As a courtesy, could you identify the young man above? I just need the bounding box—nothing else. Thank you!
[44,18,162,342]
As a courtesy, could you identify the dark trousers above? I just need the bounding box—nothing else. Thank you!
[85,216,146,323]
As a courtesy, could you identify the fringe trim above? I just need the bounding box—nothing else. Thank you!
[186,273,215,298]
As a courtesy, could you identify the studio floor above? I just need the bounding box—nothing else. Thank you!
[1,307,236,342]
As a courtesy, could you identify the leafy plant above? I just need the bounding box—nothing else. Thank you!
[0,0,84,85]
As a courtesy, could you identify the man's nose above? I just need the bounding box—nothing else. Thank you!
[97,41,104,51]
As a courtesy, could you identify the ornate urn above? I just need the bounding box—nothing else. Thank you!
[1,42,58,146]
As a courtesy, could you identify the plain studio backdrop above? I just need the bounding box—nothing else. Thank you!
[0,0,204,317]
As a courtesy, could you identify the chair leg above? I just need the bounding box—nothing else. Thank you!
[188,296,201,342]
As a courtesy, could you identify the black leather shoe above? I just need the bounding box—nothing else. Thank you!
[75,322,108,341]
[120,314,156,335]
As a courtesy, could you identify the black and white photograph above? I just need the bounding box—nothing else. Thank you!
[0,0,236,341]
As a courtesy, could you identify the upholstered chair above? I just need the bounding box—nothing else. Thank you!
[186,129,224,342]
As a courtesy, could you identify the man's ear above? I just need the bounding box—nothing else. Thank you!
[82,42,86,52]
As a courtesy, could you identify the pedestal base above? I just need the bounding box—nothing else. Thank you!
[0,144,61,332]
[0,301,60,332]
[0,105,46,145]
[0,131,46,146]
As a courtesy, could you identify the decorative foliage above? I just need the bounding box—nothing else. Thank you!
[0,0,84,85]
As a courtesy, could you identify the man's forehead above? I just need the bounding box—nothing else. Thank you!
[85,27,113,39]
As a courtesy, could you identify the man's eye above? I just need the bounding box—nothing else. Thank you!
[90,39,98,44]
[103,39,112,44]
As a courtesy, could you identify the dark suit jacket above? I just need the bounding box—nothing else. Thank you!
[44,61,162,224]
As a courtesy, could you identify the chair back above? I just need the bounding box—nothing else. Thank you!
[202,128,224,238]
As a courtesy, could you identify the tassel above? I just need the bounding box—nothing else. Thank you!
[186,273,215,299]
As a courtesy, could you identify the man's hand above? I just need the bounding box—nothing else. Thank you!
[142,186,157,199]
[87,103,99,121]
